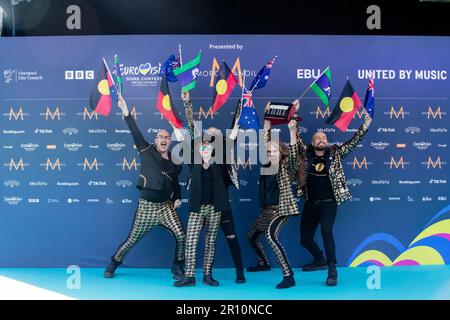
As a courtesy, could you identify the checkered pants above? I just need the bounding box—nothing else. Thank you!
[246,206,293,277]
[113,198,186,263]
[184,205,221,277]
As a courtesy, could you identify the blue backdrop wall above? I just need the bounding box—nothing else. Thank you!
[1,35,449,268]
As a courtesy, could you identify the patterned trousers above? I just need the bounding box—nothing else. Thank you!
[246,205,293,276]
[184,205,221,277]
[112,198,186,264]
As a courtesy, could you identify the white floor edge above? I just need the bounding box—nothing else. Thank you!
[0,276,75,300]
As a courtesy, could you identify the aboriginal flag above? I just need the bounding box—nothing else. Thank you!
[326,79,362,132]
[156,75,183,128]
[211,61,238,113]
[89,58,118,116]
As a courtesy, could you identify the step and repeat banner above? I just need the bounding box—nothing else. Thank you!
[1,35,449,268]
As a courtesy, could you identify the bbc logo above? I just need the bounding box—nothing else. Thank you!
[65,70,94,80]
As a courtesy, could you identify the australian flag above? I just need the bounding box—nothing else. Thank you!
[160,54,181,82]
[363,79,375,118]
[238,87,260,130]
[249,56,276,92]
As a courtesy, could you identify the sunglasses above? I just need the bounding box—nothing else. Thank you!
[199,144,213,152]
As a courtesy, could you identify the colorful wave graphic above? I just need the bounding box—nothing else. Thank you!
[348,205,450,267]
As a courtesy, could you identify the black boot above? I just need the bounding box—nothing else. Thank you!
[171,260,184,280]
[302,256,327,272]
[247,262,271,272]
[236,269,246,284]
[173,276,196,287]
[203,274,219,286]
[276,274,296,289]
[104,258,121,278]
[326,263,338,286]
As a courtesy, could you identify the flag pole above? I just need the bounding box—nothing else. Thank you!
[178,44,183,66]
[103,57,120,94]
[297,66,329,100]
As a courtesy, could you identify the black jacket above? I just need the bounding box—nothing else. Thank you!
[183,100,239,212]
[188,163,233,212]
[124,115,181,201]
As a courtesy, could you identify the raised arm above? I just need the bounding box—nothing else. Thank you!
[181,90,200,140]
[291,99,308,156]
[338,112,372,159]
[118,95,150,152]
[263,101,272,144]
[286,119,300,181]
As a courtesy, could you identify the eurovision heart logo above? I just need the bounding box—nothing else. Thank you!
[348,205,450,267]
[139,63,151,76]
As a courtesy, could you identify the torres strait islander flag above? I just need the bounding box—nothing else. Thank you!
[310,67,332,106]
[211,61,238,113]
[89,58,118,117]
[156,75,183,128]
[173,50,201,92]
[326,79,362,132]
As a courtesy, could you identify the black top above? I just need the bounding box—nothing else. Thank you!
[306,155,334,201]
[125,114,181,203]
[259,172,280,208]
[140,157,179,203]
[200,165,214,205]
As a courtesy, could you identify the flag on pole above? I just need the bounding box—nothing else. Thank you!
[173,50,201,92]
[326,79,362,132]
[156,75,183,128]
[160,54,181,82]
[112,54,123,95]
[89,58,118,117]
[310,67,332,106]
[363,79,375,118]
[238,87,260,130]
[249,56,276,92]
[211,61,238,113]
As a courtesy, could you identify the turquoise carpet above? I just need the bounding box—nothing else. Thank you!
[0,266,449,300]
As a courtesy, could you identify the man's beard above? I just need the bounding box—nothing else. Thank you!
[314,145,326,151]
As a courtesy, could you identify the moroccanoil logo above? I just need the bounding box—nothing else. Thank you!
[385,106,409,119]
[424,106,446,119]
[7,158,25,171]
[385,156,409,169]
[311,106,331,119]
[353,108,368,119]
[83,158,99,171]
[236,158,253,170]
[197,106,215,119]
[42,107,64,120]
[351,156,368,170]
[121,158,138,171]
[210,57,244,88]
[80,107,98,120]
[424,156,446,169]
[45,158,62,171]
[4,107,28,120]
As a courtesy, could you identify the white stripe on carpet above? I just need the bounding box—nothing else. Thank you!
[0,276,75,300]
